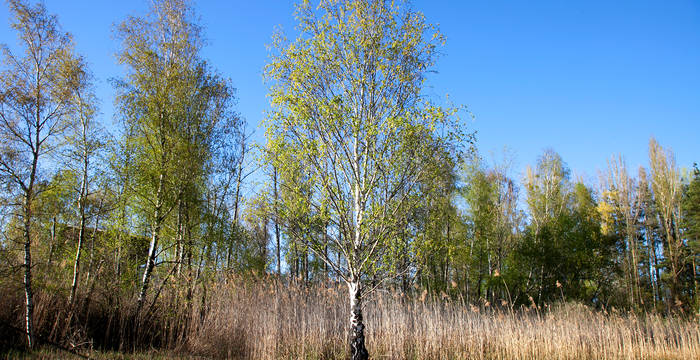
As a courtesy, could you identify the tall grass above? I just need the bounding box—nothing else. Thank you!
[189,279,699,359]
[2,277,698,359]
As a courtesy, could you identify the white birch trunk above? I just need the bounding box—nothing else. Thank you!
[137,171,165,312]
[348,280,368,360]
[69,149,89,307]
[23,204,34,349]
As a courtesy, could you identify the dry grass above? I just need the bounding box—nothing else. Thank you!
[2,277,698,359]
[187,278,700,359]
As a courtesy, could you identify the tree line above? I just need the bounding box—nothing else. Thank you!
[0,0,697,359]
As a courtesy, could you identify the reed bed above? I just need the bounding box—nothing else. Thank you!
[2,277,698,359]
[188,279,699,359]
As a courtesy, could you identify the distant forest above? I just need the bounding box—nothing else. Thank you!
[0,0,697,358]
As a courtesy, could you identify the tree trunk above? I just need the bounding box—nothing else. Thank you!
[648,225,661,306]
[304,250,309,283]
[175,196,184,276]
[274,167,281,276]
[69,215,86,307]
[446,218,451,294]
[69,164,89,307]
[23,210,34,349]
[84,197,103,290]
[693,255,699,312]
[185,208,193,270]
[137,172,165,312]
[228,142,245,269]
[324,243,329,281]
[84,221,95,288]
[348,280,368,360]
[401,231,409,293]
[23,149,39,349]
[665,219,679,309]
[48,216,56,266]
[626,243,635,308]
[70,89,92,309]
[466,235,474,303]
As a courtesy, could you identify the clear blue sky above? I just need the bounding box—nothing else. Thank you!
[1,0,698,187]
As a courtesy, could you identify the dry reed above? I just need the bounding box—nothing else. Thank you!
[187,278,700,359]
[2,277,698,359]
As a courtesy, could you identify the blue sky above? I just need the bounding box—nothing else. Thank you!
[1,0,698,188]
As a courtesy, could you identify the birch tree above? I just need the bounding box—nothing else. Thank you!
[265,1,467,358]
[459,151,522,303]
[638,167,662,308]
[115,0,237,313]
[601,155,642,308]
[62,57,102,311]
[648,138,684,308]
[524,149,571,235]
[460,154,498,301]
[0,0,84,348]
[521,150,575,304]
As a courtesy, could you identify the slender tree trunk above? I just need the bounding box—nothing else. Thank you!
[69,86,92,310]
[625,216,642,309]
[348,280,368,360]
[324,242,329,281]
[274,167,281,276]
[175,196,184,276]
[23,201,34,349]
[115,149,132,284]
[82,198,104,315]
[85,233,100,293]
[185,209,192,270]
[84,219,96,288]
[648,248,657,308]
[476,271,483,300]
[401,232,409,293]
[626,242,635,308]
[22,144,39,348]
[649,227,661,306]
[138,172,165,312]
[537,264,545,306]
[227,143,245,269]
[146,263,178,317]
[631,239,642,307]
[486,235,493,303]
[199,244,211,324]
[466,235,474,303]
[642,237,655,309]
[69,215,86,308]
[291,238,298,282]
[693,255,699,312]
[48,216,56,266]
[69,153,89,307]
[304,250,309,283]
[665,220,679,308]
[446,219,451,293]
